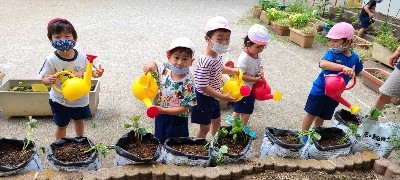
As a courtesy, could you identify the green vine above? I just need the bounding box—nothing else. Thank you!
[84,144,115,158]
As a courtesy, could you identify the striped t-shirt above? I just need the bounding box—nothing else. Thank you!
[194,53,223,96]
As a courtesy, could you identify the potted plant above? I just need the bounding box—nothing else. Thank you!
[309,18,325,32]
[162,137,211,167]
[260,127,303,158]
[361,68,399,104]
[209,119,253,165]
[322,19,334,36]
[352,45,372,63]
[288,13,317,48]
[252,4,262,18]
[372,33,400,67]
[271,18,290,36]
[0,116,43,177]
[114,115,161,166]
[0,79,100,116]
[259,0,279,25]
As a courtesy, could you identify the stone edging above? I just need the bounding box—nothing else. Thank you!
[373,157,400,179]
[10,151,380,180]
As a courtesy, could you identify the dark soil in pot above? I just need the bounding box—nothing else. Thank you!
[339,110,361,126]
[275,134,299,144]
[53,141,91,162]
[170,144,208,156]
[318,136,344,147]
[0,142,34,167]
[120,135,158,159]
[217,137,246,154]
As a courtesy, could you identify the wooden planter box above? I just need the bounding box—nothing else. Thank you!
[0,79,100,116]
[361,68,399,104]
[372,42,394,68]
[252,7,261,19]
[0,72,4,85]
[309,19,324,32]
[271,22,289,36]
[353,36,372,49]
[260,11,271,25]
[289,28,316,48]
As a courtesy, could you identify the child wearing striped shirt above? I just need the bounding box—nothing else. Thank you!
[191,16,238,138]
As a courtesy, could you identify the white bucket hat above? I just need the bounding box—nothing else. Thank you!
[248,24,269,45]
[166,37,196,56]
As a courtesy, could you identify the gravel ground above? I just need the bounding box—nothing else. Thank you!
[0,0,399,173]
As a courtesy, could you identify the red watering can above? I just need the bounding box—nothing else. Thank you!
[325,71,359,114]
[252,77,282,101]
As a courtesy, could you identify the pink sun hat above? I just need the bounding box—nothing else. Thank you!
[326,22,355,40]
[48,18,74,28]
[204,16,231,34]
[248,24,269,45]
[166,37,196,56]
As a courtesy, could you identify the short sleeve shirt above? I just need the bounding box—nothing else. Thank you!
[360,0,377,18]
[155,62,197,117]
[193,53,223,96]
[236,50,262,89]
[310,50,364,95]
[38,49,89,107]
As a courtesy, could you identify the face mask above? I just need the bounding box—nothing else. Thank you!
[52,39,75,52]
[330,41,349,54]
[210,40,230,54]
[169,63,190,74]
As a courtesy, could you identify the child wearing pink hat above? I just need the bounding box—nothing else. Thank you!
[301,22,363,143]
[225,24,270,138]
[143,37,197,143]
[191,16,238,138]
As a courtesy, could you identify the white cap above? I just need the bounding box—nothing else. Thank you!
[248,24,269,45]
[204,16,231,34]
[166,37,196,56]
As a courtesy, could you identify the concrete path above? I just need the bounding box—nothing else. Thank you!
[0,0,397,169]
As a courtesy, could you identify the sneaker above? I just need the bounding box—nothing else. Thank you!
[243,125,257,139]
[301,135,308,144]
[225,114,234,124]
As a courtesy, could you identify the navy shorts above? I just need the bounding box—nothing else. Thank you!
[304,94,339,120]
[233,92,255,114]
[155,114,189,144]
[49,99,91,127]
[191,91,221,125]
[360,16,373,28]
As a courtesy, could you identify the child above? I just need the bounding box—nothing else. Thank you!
[39,18,104,140]
[226,24,269,138]
[301,22,363,143]
[143,37,197,144]
[191,16,238,138]
[357,0,382,37]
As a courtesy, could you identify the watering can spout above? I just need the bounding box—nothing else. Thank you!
[84,54,97,87]
[252,77,282,101]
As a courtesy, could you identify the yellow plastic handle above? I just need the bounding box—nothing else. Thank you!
[146,72,152,90]
[52,71,76,94]
[233,69,243,85]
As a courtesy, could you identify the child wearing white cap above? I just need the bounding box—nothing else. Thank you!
[225,24,270,138]
[191,16,239,138]
[143,37,197,144]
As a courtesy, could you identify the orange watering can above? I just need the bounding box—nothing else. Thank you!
[222,69,251,102]
[325,71,359,114]
[132,72,159,118]
[252,77,282,101]
[53,54,97,102]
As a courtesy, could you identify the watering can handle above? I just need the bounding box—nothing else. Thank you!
[145,72,153,89]
[233,69,243,82]
[52,71,76,93]
[337,72,357,90]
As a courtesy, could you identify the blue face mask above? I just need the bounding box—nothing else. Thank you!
[52,39,75,52]
[330,45,346,54]
[169,63,190,74]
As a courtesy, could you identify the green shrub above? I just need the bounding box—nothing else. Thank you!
[289,13,310,29]
[376,33,400,52]
[301,26,317,35]
[274,18,289,27]
[260,0,279,11]
[267,8,287,21]
[285,0,314,14]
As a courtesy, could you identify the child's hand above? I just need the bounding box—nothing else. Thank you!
[221,92,237,102]
[143,63,157,74]
[42,75,57,86]
[342,67,355,78]
[93,64,104,78]
[254,76,263,82]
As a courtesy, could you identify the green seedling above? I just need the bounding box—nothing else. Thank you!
[366,107,382,120]
[216,145,228,165]
[84,144,115,158]
[339,123,360,144]
[123,115,148,142]
[296,127,321,142]
[204,128,228,150]
[23,116,37,152]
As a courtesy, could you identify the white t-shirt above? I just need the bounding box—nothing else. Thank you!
[236,50,262,89]
[39,49,89,107]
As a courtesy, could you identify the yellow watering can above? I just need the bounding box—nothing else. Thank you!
[132,72,159,118]
[53,54,97,102]
[222,69,251,102]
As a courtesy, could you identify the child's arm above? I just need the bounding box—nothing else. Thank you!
[157,106,189,115]
[42,75,57,86]
[92,64,104,78]
[363,3,374,18]
[201,86,236,102]
[143,61,158,74]
[242,73,263,82]
[222,65,238,74]
[320,60,355,77]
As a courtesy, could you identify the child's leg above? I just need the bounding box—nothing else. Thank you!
[73,119,84,137]
[55,126,67,140]
[231,112,240,120]
[313,116,324,127]
[302,113,316,131]
[196,124,211,138]
[210,117,221,137]
[240,114,251,125]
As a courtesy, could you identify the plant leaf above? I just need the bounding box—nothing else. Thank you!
[123,124,132,128]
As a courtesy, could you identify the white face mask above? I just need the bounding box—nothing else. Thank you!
[210,40,230,54]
